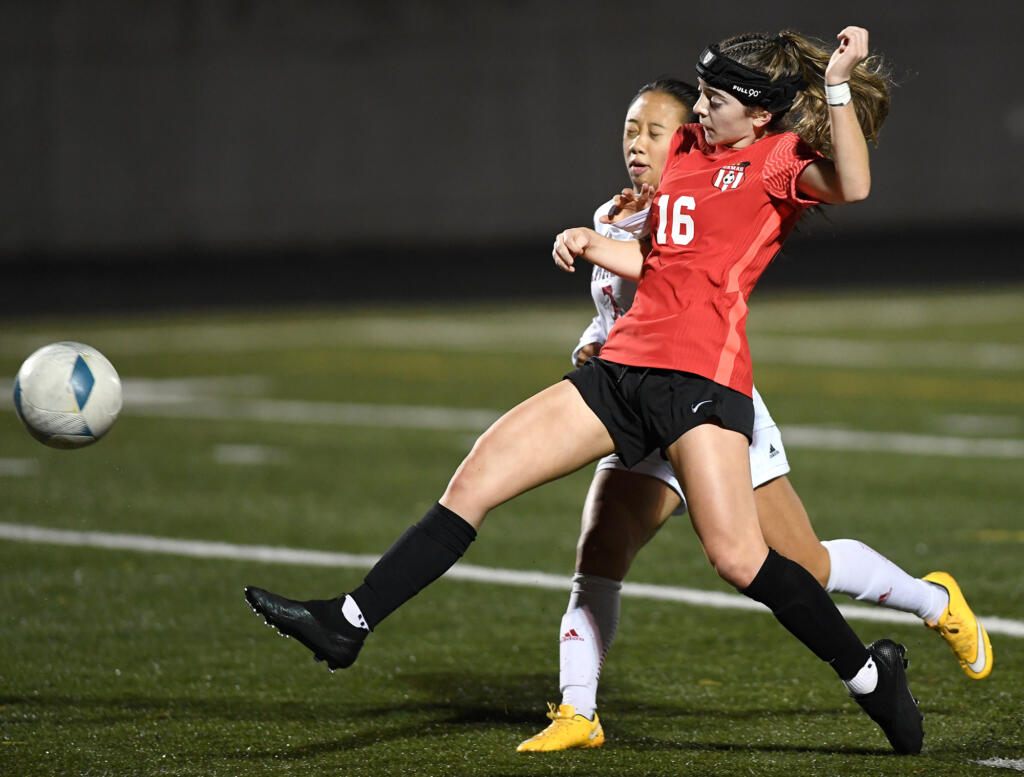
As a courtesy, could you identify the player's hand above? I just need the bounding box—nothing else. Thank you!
[631,183,656,213]
[826,26,869,84]
[599,184,655,224]
[575,342,601,367]
[553,228,594,273]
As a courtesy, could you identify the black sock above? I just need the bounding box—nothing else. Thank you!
[350,502,477,629]
[742,549,869,680]
[304,598,364,636]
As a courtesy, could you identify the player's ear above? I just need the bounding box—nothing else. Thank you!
[751,107,773,129]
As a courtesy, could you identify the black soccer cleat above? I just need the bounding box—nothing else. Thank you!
[244,587,366,671]
[852,639,924,755]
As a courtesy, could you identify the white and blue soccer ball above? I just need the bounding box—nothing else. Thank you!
[13,341,123,449]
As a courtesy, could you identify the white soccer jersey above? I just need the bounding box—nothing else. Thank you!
[570,200,647,367]
[574,199,790,511]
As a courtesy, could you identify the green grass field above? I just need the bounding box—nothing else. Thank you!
[1,286,1022,776]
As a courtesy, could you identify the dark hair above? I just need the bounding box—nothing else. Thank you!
[630,78,699,123]
[717,31,892,156]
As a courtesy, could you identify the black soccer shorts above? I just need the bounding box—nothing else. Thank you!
[565,357,754,468]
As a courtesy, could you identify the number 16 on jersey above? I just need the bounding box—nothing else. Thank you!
[655,195,695,246]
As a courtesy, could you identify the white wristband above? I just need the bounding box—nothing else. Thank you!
[825,80,852,107]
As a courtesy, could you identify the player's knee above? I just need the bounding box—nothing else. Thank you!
[441,437,499,520]
[708,548,765,589]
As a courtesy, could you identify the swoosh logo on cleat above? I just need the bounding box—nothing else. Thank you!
[967,623,988,674]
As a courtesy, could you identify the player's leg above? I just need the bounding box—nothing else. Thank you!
[756,477,947,620]
[750,399,990,679]
[440,381,616,526]
[823,533,992,679]
[667,425,768,585]
[245,380,616,670]
[744,399,832,586]
[518,464,680,752]
[667,424,922,754]
[575,467,682,580]
[754,476,831,584]
[762,486,992,679]
[565,467,680,706]
[821,530,992,679]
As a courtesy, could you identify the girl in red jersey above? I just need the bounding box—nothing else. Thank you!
[245,27,924,754]
[519,76,990,754]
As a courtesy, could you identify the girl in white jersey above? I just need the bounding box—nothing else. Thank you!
[517,78,992,753]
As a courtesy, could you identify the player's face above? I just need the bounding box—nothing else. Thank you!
[694,79,759,149]
[621,91,689,189]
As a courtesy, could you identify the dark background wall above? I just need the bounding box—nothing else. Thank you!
[2,1,1021,312]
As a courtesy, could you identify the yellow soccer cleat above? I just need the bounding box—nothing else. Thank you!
[923,571,993,680]
[516,703,605,752]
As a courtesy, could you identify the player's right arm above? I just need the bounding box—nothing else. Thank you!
[553,228,644,281]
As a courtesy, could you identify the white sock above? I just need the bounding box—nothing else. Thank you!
[341,595,369,630]
[822,539,949,623]
[843,656,879,696]
[559,573,621,719]
[559,608,600,718]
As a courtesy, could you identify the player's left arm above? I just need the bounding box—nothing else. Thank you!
[796,26,872,204]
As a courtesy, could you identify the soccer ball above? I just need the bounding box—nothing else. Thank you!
[13,341,123,449]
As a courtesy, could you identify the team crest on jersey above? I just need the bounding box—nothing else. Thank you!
[711,161,750,191]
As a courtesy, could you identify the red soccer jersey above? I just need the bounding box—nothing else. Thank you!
[598,124,823,396]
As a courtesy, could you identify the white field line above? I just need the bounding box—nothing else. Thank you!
[781,425,1024,459]
[938,414,1024,436]
[114,387,1024,460]
[0,317,582,358]
[751,336,1024,371]
[2,521,1022,639]
[124,396,504,433]
[0,458,40,476]
[749,292,1024,333]
[974,759,1024,772]
[213,444,287,465]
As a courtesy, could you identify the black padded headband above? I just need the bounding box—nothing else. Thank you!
[695,44,805,114]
